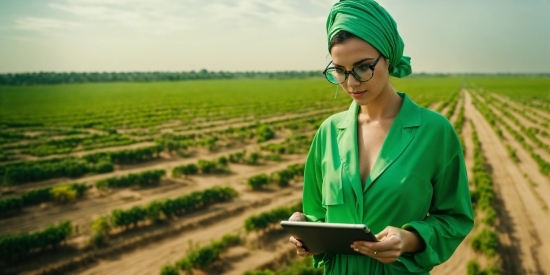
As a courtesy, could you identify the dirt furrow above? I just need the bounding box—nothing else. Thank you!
[427,101,443,112]
[466,90,550,275]
[431,94,476,275]
[486,105,550,163]
[490,98,550,146]
[71,190,303,275]
[448,94,463,125]
[0,155,307,235]
[490,93,550,124]
[7,132,305,193]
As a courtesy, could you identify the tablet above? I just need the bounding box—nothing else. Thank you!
[280,221,378,255]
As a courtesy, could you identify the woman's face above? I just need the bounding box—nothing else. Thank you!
[330,37,390,105]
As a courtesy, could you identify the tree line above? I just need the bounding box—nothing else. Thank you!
[0,70,322,86]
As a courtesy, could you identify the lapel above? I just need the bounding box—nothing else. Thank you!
[337,92,422,195]
[336,101,363,199]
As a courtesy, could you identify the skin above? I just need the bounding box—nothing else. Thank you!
[288,37,426,263]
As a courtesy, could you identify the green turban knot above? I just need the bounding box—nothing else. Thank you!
[326,0,412,78]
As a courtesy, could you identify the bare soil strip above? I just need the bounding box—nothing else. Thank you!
[449,94,463,124]
[0,154,306,235]
[0,141,156,165]
[431,96,477,275]
[488,94,548,127]
[488,97,550,146]
[486,105,550,163]
[1,107,332,165]
[5,132,305,194]
[466,90,550,275]
[70,189,303,275]
[491,93,550,123]
[427,101,443,112]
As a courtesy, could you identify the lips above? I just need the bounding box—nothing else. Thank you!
[350,91,366,98]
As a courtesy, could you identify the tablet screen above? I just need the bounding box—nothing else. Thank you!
[281,221,377,255]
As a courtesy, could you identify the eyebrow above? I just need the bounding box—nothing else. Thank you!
[332,57,375,68]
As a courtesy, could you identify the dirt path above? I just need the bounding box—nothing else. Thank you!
[0,141,156,165]
[2,107,331,165]
[0,154,307,235]
[466,90,550,275]
[427,101,443,112]
[168,108,337,137]
[490,93,550,124]
[449,93,463,124]
[71,189,303,275]
[488,97,550,146]
[486,104,550,163]
[6,131,307,193]
[431,94,476,275]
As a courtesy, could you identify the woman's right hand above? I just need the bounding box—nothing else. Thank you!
[288,212,320,257]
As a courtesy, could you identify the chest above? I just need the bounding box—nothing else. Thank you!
[357,120,393,183]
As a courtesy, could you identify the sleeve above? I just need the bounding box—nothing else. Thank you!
[399,138,475,272]
[302,130,325,223]
[301,129,332,268]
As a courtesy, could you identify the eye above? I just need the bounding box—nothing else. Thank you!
[332,67,346,74]
[355,64,372,73]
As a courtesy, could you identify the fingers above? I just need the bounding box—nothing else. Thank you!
[351,239,401,263]
[288,236,302,247]
[288,212,306,221]
[375,227,389,241]
[289,236,311,257]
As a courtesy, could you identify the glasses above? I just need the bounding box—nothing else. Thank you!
[323,54,383,84]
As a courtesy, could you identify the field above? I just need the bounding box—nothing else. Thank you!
[0,76,549,275]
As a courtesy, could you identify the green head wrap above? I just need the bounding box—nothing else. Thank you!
[326,0,412,78]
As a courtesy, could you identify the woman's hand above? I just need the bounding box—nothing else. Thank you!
[288,212,320,257]
[350,226,425,264]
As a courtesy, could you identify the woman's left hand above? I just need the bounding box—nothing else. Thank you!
[350,226,423,264]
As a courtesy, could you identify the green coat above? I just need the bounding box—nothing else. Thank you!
[302,92,474,275]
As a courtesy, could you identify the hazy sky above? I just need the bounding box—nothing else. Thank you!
[0,0,549,74]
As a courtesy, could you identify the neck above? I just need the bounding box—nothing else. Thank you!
[358,84,402,123]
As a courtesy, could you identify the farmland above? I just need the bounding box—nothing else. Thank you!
[0,76,549,275]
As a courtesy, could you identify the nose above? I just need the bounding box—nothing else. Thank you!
[346,72,360,87]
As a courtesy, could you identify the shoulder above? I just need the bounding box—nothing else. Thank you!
[417,106,461,152]
[318,110,348,130]
[420,107,454,131]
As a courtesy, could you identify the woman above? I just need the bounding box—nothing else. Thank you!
[288,1,474,274]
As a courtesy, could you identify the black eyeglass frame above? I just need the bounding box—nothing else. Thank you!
[323,54,384,84]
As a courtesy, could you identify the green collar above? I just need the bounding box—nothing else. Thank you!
[337,92,421,130]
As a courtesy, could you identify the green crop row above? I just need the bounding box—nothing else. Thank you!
[243,257,323,275]
[83,145,163,164]
[0,183,88,217]
[471,91,550,176]
[0,221,72,264]
[260,134,313,155]
[468,121,500,261]
[1,157,112,186]
[95,169,165,189]
[158,233,242,274]
[247,163,305,190]
[466,259,499,275]
[487,94,543,126]
[90,186,238,242]
[484,94,550,156]
[244,201,302,233]
[1,144,169,186]
[0,80,350,133]
[470,77,550,115]
[443,90,460,119]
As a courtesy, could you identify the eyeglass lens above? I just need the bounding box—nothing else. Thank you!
[325,64,374,84]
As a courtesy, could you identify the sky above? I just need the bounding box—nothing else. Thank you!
[0,0,549,74]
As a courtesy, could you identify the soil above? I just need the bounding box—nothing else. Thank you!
[465,90,550,275]
[4,90,550,275]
